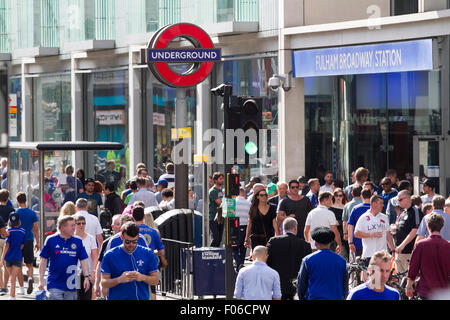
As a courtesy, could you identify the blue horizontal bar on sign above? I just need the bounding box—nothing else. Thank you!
[94,96,127,106]
[292,39,434,77]
[147,48,222,62]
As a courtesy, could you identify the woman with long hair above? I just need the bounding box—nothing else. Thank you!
[244,188,278,250]
[329,188,349,259]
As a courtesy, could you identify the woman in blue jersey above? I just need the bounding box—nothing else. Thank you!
[0,212,25,300]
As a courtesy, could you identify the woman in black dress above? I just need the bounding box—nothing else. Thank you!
[329,188,349,259]
[244,188,278,250]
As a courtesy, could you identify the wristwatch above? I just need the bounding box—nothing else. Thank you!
[348,242,354,245]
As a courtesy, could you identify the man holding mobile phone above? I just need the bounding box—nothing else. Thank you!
[101,222,159,300]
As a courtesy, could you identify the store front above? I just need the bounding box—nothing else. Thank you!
[294,38,449,195]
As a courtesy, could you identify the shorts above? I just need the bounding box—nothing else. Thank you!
[5,260,22,268]
[22,240,35,265]
[0,238,5,257]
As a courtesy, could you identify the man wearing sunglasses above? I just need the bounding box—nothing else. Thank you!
[101,222,159,300]
[277,180,313,239]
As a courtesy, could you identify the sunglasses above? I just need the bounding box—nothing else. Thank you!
[290,186,299,189]
[258,193,268,197]
[76,222,86,225]
[124,239,139,245]
[335,194,344,198]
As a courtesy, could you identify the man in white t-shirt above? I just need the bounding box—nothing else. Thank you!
[304,191,342,253]
[75,198,103,247]
[354,195,395,259]
[420,179,440,205]
[319,171,334,194]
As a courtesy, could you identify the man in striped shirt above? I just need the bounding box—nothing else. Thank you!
[234,188,251,271]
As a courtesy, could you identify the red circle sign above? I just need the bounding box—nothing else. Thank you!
[147,23,219,88]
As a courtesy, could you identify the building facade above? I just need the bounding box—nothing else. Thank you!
[2,0,450,197]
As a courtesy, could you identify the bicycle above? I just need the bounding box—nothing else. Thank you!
[347,256,368,290]
[386,270,420,300]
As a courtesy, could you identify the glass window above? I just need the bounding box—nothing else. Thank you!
[304,70,441,185]
[33,74,71,142]
[9,77,22,142]
[147,73,197,182]
[391,0,418,15]
[87,70,129,190]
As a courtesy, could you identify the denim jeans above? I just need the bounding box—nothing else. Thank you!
[48,288,77,300]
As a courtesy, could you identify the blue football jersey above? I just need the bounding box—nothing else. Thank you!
[40,234,88,291]
[138,224,164,252]
[101,245,159,300]
[5,227,26,262]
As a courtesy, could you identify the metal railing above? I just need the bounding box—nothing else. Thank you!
[159,238,193,296]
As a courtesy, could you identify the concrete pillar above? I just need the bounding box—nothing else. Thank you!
[128,46,144,179]
[278,0,305,182]
[71,53,85,170]
[21,58,34,142]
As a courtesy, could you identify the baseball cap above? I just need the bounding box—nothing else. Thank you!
[311,227,335,245]
[267,183,276,195]
[85,178,95,184]
[156,178,168,187]
[9,212,20,227]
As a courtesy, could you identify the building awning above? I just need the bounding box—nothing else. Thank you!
[9,141,124,151]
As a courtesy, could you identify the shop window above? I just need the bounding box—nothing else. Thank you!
[33,74,71,142]
[391,0,418,15]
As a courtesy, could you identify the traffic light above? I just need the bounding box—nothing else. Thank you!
[226,173,240,197]
[226,216,240,246]
[224,96,263,165]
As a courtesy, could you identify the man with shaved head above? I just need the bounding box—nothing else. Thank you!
[234,245,281,300]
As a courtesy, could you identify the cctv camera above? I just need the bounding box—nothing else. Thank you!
[268,76,281,91]
[268,74,292,92]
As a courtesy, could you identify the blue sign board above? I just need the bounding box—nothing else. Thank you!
[148,48,221,63]
[292,39,434,77]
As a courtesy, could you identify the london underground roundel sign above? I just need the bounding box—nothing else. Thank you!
[146,23,221,88]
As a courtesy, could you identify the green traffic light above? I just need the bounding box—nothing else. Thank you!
[245,141,258,155]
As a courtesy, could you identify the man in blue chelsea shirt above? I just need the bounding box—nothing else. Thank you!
[101,222,159,300]
[38,216,90,300]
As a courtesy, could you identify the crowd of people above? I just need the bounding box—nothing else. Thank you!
[0,157,449,301]
[207,167,450,300]
[0,160,177,300]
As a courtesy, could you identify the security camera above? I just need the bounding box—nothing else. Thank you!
[268,76,281,91]
[268,74,292,92]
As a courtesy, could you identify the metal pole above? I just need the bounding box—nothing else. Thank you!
[175,87,189,209]
[39,151,45,250]
[202,161,209,247]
